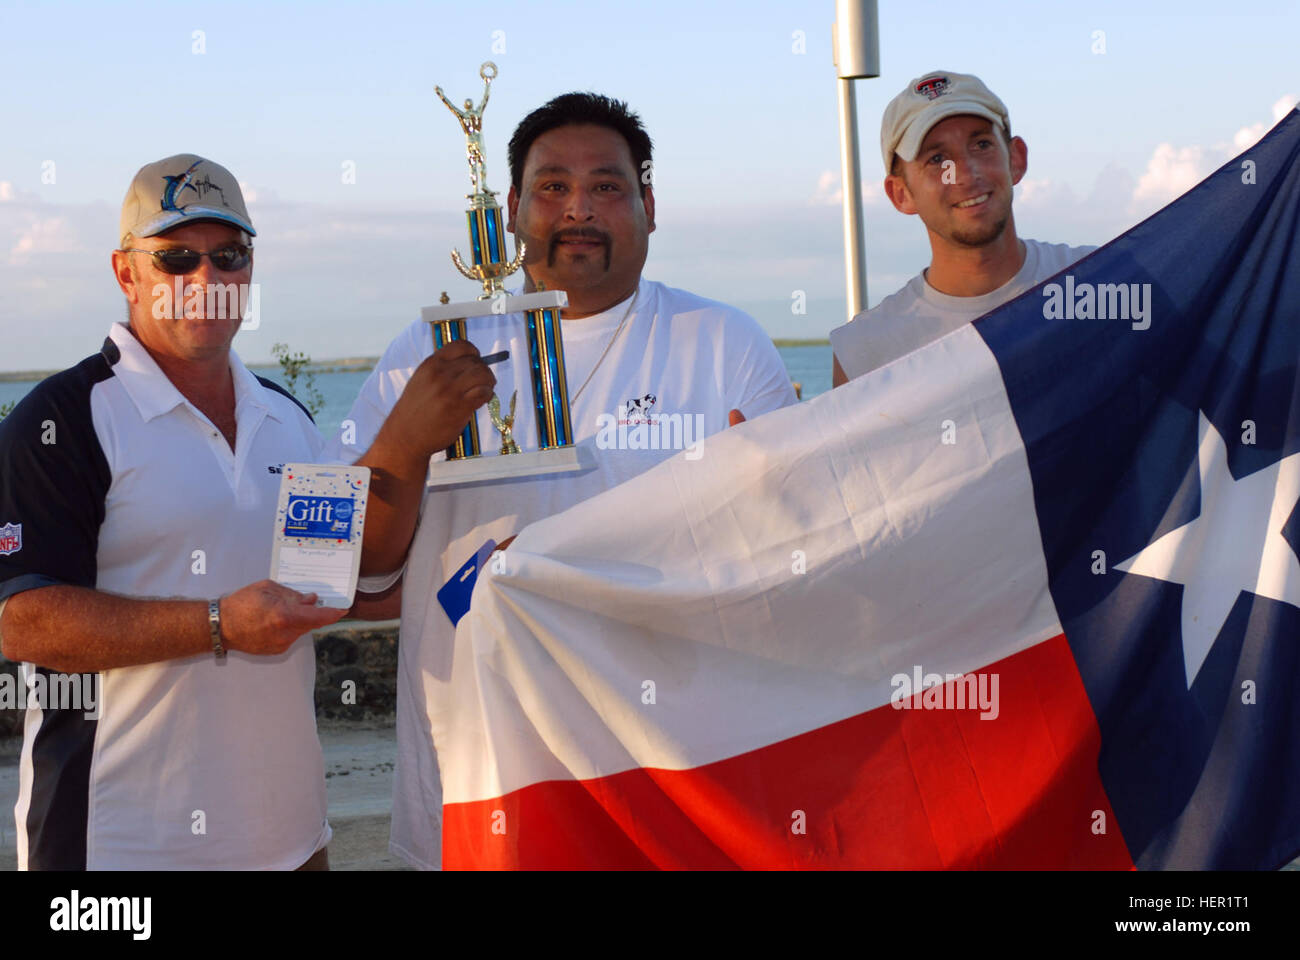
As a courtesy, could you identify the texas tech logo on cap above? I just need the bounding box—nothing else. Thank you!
[0,522,21,556]
[915,76,950,100]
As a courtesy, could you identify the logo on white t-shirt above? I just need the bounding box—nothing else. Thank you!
[620,393,658,425]
[594,397,706,461]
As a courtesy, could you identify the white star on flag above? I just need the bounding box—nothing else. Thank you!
[1114,411,1300,688]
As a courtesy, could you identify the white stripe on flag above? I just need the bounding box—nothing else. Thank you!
[444,324,1065,805]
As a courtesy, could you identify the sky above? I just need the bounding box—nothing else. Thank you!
[1,0,1297,371]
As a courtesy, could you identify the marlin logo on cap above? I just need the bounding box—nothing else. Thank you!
[915,76,950,100]
[160,159,227,214]
[160,159,203,212]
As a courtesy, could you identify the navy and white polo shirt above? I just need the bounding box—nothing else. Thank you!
[0,322,331,870]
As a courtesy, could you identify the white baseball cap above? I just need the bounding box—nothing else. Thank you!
[119,153,256,245]
[880,71,1010,173]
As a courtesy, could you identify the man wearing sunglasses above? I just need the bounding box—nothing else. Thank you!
[0,154,347,870]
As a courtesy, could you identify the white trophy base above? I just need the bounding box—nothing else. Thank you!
[421,289,568,324]
[426,444,591,488]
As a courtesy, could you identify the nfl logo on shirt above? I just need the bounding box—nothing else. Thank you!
[0,523,20,556]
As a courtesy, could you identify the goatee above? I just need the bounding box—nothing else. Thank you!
[950,215,1009,248]
[548,227,612,270]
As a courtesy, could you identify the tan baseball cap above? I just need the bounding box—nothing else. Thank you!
[880,71,1010,173]
[119,153,256,245]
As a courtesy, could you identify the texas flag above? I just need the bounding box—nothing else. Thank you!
[437,111,1300,870]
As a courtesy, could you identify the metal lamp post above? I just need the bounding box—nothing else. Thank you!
[832,0,880,323]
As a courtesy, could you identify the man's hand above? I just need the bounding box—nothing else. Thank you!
[380,340,497,462]
[356,341,497,578]
[220,580,346,655]
[1,581,345,673]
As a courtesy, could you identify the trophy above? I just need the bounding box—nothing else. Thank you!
[422,62,587,486]
[488,392,521,455]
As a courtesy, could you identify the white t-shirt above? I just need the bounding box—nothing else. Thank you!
[332,278,797,868]
[830,239,1097,381]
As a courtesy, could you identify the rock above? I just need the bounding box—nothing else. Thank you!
[311,623,399,723]
[319,634,359,667]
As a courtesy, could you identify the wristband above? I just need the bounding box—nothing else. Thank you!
[208,599,227,660]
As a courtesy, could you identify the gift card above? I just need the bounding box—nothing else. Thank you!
[270,463,371,608]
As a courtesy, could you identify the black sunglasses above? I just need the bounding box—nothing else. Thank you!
[121,243,252,274]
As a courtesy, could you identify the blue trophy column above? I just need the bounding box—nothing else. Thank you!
[525,306,574,449]
[469,206,508,268]
[432,318,481,460]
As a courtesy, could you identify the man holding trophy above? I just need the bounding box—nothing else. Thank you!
[340,66,795,869]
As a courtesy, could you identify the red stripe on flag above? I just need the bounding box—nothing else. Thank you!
[442,634,1134,869]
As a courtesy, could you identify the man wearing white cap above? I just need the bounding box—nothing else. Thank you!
[830,71,1096,384]
[0,154,350,869]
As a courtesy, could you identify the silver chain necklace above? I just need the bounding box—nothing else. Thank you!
[569,285,640,406]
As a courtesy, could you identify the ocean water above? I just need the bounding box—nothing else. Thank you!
[0,345,834,441]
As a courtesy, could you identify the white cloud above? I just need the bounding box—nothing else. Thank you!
[1131,143,1211,212]
[810,169,839,205]
[237,182,282,207]
[1232,94,1299,151]
[1127,94,1299,219]
[809,169,884,207]
[0,181,44,205]
[1015,177,1071,211]
[1008,163,1140,248]
[6,212,93,265]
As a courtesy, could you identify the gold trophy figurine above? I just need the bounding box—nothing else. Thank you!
[435,62,495,199]
[433,61,524,298]
[488,391,521,455]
